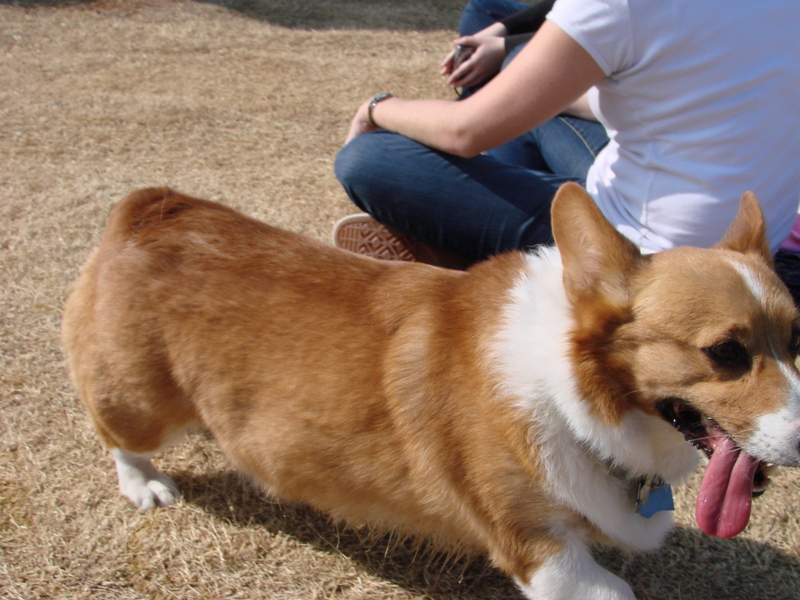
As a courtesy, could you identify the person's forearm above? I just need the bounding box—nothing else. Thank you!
[369,97,481,157]
[357,22,605,158]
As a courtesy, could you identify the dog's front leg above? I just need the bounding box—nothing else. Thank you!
[514,533,635,600]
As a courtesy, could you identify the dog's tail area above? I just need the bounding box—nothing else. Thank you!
[102,187,187,247]
[100,187,244,250]
[102,186,178,241]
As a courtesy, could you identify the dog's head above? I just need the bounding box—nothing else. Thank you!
[551,183,800,539]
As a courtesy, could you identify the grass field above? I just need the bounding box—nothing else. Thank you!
[1,1,799,598]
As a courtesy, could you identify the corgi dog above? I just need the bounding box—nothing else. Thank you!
[62,184,800,600]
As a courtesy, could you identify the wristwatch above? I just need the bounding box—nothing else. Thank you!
[368,93,394,127]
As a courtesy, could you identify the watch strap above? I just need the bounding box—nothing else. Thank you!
[368,93,394,127]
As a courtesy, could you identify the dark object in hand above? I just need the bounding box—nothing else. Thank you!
[453,44,476,69]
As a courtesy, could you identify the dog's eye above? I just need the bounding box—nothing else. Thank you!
[704,340,748,367]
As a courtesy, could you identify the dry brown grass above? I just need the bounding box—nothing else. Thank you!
[1,1,799,598]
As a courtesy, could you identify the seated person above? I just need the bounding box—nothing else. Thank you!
[332,0,800,293]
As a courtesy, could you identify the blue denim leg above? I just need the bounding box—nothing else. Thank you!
[459,0,534,35]
[487,115,609,179]
[335,130,578,262]
[534,116,609,179]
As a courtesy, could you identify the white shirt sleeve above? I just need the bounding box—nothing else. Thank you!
[546,0,635,77]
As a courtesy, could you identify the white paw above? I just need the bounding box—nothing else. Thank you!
[111,448,181,510]
[516,535,636,600]
[126,473,180,510]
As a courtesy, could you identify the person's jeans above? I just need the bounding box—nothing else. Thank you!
[488,113,608,179]
[459,0,532,36]
[335,121,608,262]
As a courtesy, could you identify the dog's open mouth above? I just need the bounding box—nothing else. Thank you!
[657,399,775,538]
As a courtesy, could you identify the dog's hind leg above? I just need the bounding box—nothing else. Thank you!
[80,385,196,510]
[82,381,198,510]
[84,388,197,510]
[63,204,201,511]
[65,314,197,510]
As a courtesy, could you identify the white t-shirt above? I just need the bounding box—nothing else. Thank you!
[548,0,800,253]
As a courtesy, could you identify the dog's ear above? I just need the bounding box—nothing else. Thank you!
[715,191,772,264]
[551,183,644,306]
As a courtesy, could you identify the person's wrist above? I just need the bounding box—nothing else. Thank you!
[368,93,394,127]
[480,22,507,37]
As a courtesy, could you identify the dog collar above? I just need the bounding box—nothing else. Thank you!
[593,448,675,518]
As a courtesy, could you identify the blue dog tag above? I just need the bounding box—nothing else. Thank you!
[638,482,674,518]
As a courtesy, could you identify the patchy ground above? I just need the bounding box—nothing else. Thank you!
[1,1,799,598]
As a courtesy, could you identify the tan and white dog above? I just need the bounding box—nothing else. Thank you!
[63,184,800,600]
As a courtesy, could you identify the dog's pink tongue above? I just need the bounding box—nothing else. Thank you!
[695,430,759,538]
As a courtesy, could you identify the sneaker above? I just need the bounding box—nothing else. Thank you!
[332,214,469,270]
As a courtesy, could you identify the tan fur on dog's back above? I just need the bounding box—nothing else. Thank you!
[63,188,570,578]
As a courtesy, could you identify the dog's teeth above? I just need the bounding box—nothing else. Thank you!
[761,463,778,478]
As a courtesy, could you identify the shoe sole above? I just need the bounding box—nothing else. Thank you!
[333,215,417,262]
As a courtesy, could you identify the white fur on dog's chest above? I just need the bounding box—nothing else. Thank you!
[492,249,698,551]
[535,407,678,551]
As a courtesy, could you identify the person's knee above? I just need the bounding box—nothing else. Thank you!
[335,140,369,207]
[335,134,382,187]
[335,133,398,212]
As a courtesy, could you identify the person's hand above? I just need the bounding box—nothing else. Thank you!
[441,35,506,89]
[345,97,379,145]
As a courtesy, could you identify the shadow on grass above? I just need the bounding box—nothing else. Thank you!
[0,0,466,31]
[594,527,800,600]
[175,469,800,600]
[192,0,465,31]
[0,0,93,5]
[174,469,521,600]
